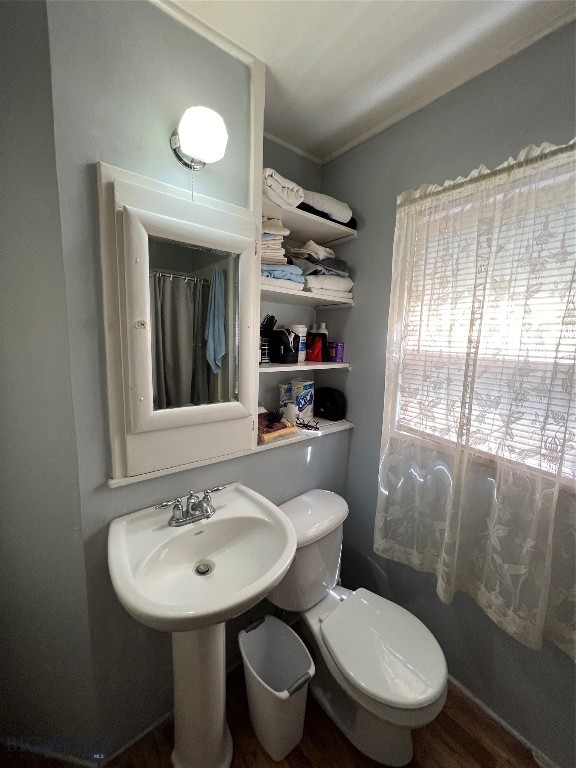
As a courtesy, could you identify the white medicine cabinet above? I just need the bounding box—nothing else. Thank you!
[98,163,258,483]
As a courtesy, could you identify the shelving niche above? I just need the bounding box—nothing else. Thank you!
[259,197,356,449]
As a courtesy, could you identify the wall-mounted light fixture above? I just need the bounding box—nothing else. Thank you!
[170,106,228,171]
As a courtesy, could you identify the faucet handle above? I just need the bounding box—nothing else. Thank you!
[203,486,225,499]
[155,498,182,509]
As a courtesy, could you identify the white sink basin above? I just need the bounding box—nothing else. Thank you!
[108,483,297,632]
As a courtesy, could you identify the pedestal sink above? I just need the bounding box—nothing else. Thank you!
[108,483,297,768]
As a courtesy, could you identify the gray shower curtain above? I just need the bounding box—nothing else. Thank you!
[151,274,217,409]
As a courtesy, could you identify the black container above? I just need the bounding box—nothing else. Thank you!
[269,329,300,364]
[314,387,346,420]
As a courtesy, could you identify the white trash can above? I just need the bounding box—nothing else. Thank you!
[238,615,315,761]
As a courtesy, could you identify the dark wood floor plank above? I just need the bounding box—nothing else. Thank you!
[412,717,470,768]
[0,668,539,768]
[443,685,536,768]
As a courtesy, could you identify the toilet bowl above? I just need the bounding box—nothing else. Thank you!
[267,489,447,767]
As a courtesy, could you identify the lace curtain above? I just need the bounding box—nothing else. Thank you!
[374,140,575,658]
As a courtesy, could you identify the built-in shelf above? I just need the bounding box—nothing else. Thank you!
[258,191,355,456]
[108,420,354,486]
[255,418,354,452]
[259,361,349,374]
[262,199,356,247]
[261,284,353,307]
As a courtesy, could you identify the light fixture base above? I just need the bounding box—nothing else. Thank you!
[170,132,206,172]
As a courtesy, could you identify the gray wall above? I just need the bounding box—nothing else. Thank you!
[0,0,96,752]
[264,136,322,192]
[322,22,576,768]
[43,0,254,755]
[0,1,351,762]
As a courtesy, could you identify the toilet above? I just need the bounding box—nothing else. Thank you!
[267,489,448,767]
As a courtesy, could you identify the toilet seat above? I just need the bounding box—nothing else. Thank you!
[320,588,447,710]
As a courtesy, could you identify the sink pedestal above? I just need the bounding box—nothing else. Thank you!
[172,624,233,768]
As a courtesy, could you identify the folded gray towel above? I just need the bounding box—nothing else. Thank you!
[289,253,350,279]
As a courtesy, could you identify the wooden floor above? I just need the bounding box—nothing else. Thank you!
[0,665,539,768]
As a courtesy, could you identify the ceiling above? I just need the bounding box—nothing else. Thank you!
[176,1,575,164]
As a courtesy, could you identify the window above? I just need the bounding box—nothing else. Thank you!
[375,141,575,658]
[396,160,575,478]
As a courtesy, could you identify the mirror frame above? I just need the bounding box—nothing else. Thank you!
[123,204,250,433]
[98,163,259,482]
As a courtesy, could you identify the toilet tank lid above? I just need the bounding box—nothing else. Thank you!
[279,490,348,547]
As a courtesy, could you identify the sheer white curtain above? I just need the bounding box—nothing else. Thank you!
[374,141,575,658]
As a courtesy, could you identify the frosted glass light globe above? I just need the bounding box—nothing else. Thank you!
[177,106,228,163]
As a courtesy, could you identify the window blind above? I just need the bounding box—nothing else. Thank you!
[395,160,575,479]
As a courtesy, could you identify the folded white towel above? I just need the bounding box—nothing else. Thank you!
[303,189,352,223]
[260,248,284,258]
[261,276,305,291]
[262,217,290,236]
[305,274,354,292]
[304,288,352,300]
[263,169,304,209]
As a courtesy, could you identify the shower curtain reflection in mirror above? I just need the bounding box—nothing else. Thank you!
[148,239,237,410]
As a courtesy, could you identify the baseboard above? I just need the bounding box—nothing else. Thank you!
[448,675,560,768]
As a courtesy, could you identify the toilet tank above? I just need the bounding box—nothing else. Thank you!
[267,490,349,612]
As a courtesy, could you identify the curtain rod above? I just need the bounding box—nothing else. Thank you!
[150,269,208,284]
[398,139,575,210]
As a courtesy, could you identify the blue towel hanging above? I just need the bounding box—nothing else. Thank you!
[205,266,226,373]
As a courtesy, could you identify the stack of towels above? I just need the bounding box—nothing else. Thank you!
[263,168,356,229]
[261,216,305,291]
[261,216,289,265]
[288,240,353,300]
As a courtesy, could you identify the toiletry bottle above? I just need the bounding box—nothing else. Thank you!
[290,324,307,362]
[306,322,329,362]
[306,324,318,354]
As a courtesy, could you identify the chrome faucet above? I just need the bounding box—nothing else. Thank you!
[156,487,225,527]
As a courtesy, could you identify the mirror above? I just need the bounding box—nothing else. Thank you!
[148,236,238,410]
